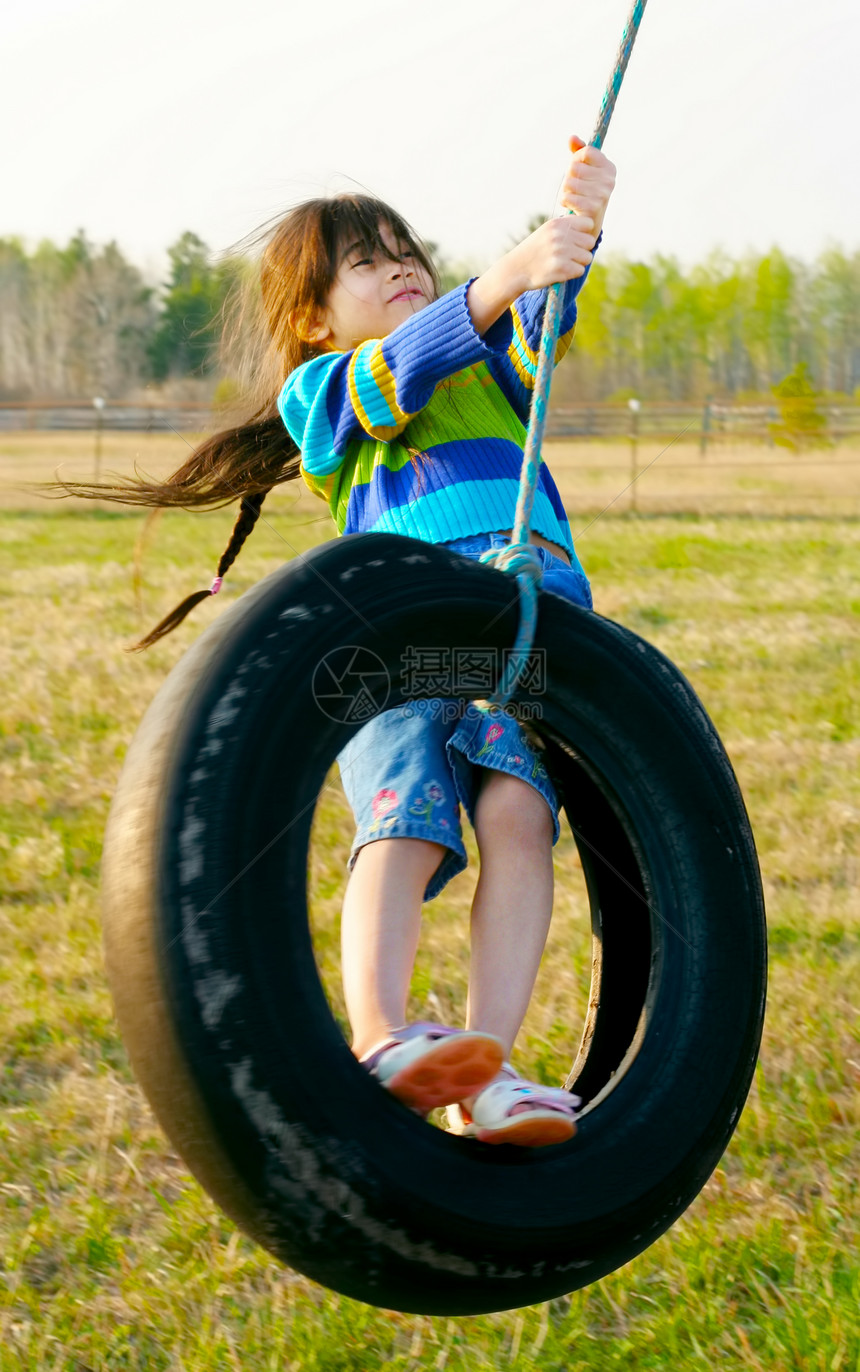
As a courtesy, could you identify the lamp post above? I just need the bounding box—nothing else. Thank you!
[700,396,711,458]
[93,397,105,483]
[628,397,641,512]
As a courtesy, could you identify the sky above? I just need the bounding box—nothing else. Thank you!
[4,0,858,282]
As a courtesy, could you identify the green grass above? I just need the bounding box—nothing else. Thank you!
[1,502,858,1370]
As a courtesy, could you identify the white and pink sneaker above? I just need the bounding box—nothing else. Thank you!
[360,1022,504,1116]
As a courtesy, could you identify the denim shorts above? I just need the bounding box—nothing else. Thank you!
[336,533,592,901]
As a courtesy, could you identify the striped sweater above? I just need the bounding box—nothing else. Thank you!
[278,245,599,567]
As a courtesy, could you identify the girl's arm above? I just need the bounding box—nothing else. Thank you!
[474,137,616,424]
[468,134,616,335]
[479,227,602,427]
[466,216,597,339]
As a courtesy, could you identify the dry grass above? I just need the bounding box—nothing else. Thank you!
[0,444,858,1368]
[549,436,860,519]
[3,430,859,519]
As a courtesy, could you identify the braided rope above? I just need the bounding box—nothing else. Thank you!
[484,0,648,709]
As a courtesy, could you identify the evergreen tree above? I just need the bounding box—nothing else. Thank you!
[147,232,232,380]
[770,361,828,449]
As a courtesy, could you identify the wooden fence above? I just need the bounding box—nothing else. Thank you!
[0,402,212,433]
[2,400,859,448]
[545,401,860,449]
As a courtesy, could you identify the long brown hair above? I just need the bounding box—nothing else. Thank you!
[54,194,439,648]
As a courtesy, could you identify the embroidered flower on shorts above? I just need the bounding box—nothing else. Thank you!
[475,720,505,759]
[409,779,445,822]
[372,788,398,819]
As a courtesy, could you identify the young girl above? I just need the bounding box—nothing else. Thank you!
[72,137,616,1147]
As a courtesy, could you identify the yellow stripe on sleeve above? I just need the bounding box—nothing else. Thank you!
[555,323,576,364]
[347,341,416,441]
[508,306,577,390]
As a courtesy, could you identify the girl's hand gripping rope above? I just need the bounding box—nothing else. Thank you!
[504,215,597,295]
[559,134,617,239]
[466,136,616,336]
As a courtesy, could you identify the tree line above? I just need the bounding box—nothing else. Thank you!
[556,245,860,404]
[0,231,237,402]
[0,230,857,404]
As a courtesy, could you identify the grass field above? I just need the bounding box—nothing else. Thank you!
[2,429,859,518]
[1,433,858,1369]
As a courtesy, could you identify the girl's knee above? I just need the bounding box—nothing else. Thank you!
[352,835,448,885]
[474,771,553,851]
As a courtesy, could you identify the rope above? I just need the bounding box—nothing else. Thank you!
[482,0,648,708]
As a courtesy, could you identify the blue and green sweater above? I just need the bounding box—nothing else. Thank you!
[278,242,600,566]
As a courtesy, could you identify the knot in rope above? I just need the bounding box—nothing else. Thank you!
[479,543,543,709]
[479,542,542,583]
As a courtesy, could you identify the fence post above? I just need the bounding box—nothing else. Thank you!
[700,397,711,457]
[93,397,105,483]
[628,397,641,512]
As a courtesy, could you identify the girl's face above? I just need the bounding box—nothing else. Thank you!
[312,221,436,352]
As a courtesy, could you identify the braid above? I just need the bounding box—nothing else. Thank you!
[130,489,271,652]
[216,490,266,580]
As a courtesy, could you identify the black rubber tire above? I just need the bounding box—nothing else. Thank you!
[102,532,766,1315]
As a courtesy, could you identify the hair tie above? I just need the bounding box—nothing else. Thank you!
[210,575,223,595]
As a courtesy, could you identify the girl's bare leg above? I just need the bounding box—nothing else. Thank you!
[466,769,555,1058]
[342,837,447,1061]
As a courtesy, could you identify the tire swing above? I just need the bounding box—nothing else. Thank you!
[101,3,766,1317]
